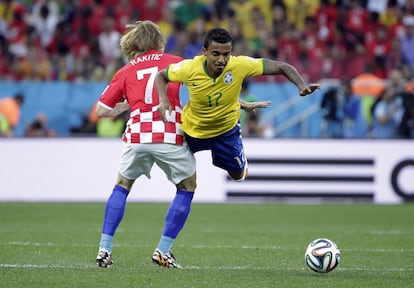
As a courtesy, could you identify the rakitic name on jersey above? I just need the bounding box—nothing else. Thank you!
[130,54,163,65]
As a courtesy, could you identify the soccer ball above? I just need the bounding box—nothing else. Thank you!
[304,238,340,273]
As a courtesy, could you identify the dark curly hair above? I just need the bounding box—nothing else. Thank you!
[203,28,232,49]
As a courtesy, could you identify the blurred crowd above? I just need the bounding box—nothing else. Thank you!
[0,0,414,82]
[320,71,414,139]
[1,0,414,138]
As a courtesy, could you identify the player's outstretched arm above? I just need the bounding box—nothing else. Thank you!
[239,99,271,112]
[262,59,320,96]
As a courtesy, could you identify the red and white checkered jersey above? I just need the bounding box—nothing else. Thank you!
[98,50,184,144]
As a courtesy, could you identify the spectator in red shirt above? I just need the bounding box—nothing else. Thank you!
[345,0,369,41]
[365,24,392,78]
[136,0,164,22]
[6,5,28,58]
[314,0,338,35]
[112,0,135,33]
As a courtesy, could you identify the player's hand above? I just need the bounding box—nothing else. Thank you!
[299,83,321,96]
[157,101,172,123]
[240,101,271,112]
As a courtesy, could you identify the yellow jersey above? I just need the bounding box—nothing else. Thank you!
[166,55,264,138]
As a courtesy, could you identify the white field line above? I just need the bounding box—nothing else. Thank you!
[0,263,413,272]
[0,242,414,253]
[2,241,414,253]
[370,230,408,235]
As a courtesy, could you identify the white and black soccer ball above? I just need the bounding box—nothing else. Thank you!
[304,238,340,273]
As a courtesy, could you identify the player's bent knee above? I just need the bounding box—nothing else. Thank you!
[116,173,135,191]
[177,173,197,191]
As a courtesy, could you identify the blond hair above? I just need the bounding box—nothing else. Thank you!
[120,20,166,60]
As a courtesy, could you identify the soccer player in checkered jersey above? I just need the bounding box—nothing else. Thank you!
[156,28,320,181]
[94,20,196,268]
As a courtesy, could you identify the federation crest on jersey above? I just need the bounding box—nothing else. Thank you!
[223,71,233,84]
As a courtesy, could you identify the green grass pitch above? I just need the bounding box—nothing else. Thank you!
[1,202,413,288]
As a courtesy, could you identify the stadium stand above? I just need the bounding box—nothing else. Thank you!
[0,0,413,138]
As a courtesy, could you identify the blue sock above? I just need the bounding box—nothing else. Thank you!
[157,235,174,254]
[158,190,194,253]
[99,233,113,252]
[100,185,129,250]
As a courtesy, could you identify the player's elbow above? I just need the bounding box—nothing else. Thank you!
[95,103,110,118]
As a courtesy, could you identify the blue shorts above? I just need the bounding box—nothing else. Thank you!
[184,124,247,174]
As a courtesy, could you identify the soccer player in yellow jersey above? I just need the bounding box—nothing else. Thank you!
[156,28,320,181]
